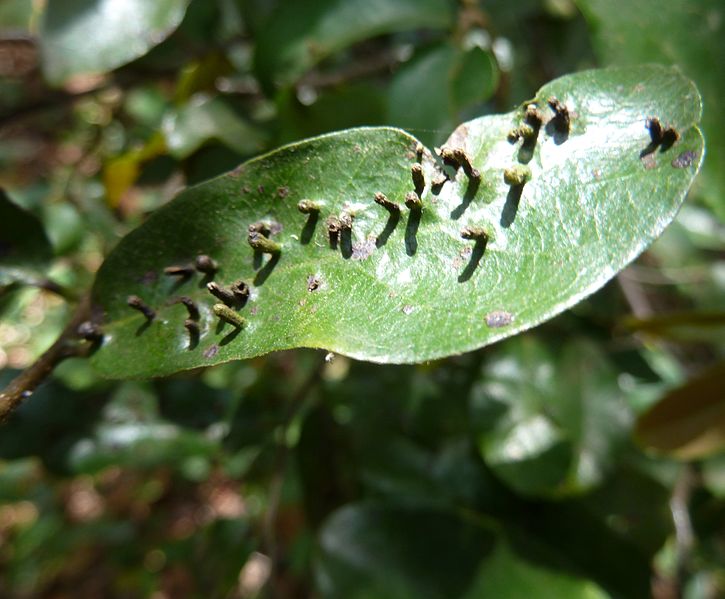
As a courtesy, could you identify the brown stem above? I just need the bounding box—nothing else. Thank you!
[0,294,91,423]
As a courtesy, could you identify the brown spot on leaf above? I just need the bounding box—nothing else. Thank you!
[277,186,289,198]
[352,237,376,261]
[203,344,219,359]
[139,270,158,285]
[485,311,514,328]
[307,274,321,292]
[257,185,265,194]
[640,153,657,170]
[671,150,696,169]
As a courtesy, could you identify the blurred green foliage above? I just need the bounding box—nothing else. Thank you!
[0,0,723,597]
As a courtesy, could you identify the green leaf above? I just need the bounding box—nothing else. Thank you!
[471,336,632,497]
[89,65,703,378]
[0,189,53,289]
[161,94,269,159]
[315,502,496,599]
[463,543,609,599]
[387,43,499,147]
[576,0,725,220]
[253,0,454,91]
[39,0,191,85]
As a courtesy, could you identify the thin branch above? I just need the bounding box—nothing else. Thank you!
[0,294,92,423]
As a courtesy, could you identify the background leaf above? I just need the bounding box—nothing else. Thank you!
[0,189,53,289]
[471,336,632,497]
[40,0,192,85]
[635,360,725,459]
[253,0,454,91]
[89,65,703,378]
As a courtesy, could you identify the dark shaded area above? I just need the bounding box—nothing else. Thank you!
[300,211,319,244]
[375,209,400,248]
[0,370,109,474]
[135,319,152,336]
[545,117,569,145]
[458,236,488,282]
[450,176,481,220]
[500,185,524,228]
[220,326,241,345]
[253,253,280,285]
[340,227,353,259]
[405,209,421,256]
[517,133,538,164]
[640,118,679,158]
[186,325,199,350]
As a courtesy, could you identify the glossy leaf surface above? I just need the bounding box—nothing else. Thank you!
[90,66,703,378]
[40,0,191,85]
[470,336,632,497]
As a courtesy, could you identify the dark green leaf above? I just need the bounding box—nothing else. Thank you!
[0,189,53,288]
[253,0,454,90]
[89,65,703,378]
[316,502,496,599]
[463,543,608,599]
[387,43,500,147]
[471,336,632,496]
[40,0,192,85]
[161,95,269,159]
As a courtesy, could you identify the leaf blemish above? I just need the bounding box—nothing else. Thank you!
[485,311,514,328]
[203,344,219,359]
[277,186,290,198]
[307,274,322,292]
[671,151,696,169]
[352,237,376,260]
